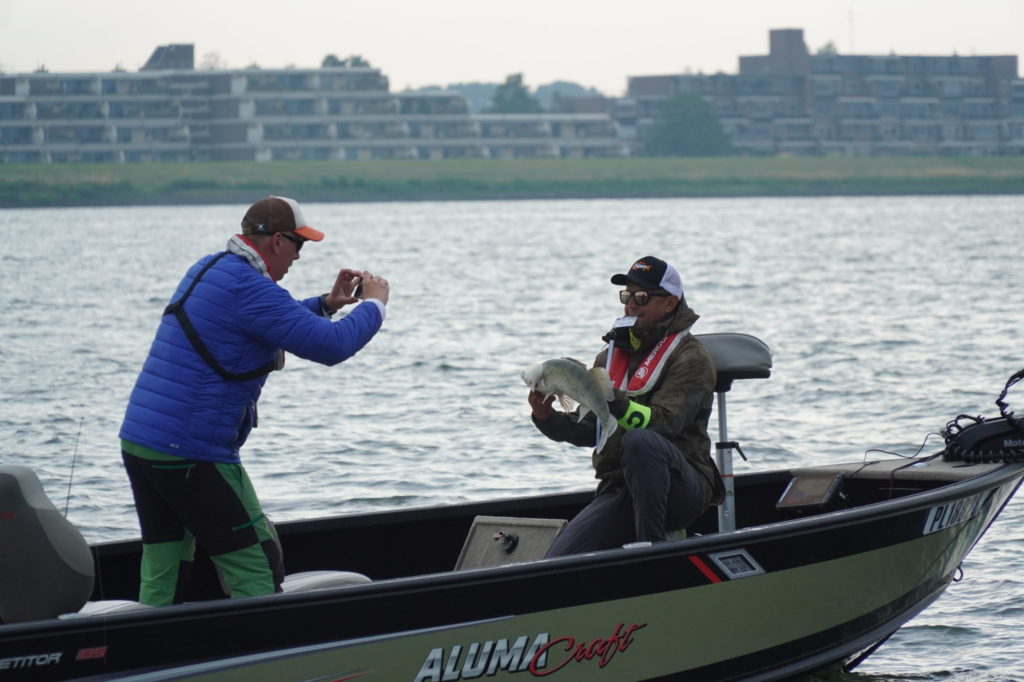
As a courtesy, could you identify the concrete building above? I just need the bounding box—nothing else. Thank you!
[0,45,626,164]
[624,28,1024,156]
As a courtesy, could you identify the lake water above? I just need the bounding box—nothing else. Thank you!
[1,195,1022,680]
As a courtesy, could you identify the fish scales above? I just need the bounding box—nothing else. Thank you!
[521,357,618,453]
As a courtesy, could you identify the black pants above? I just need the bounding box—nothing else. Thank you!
[122,451,284,605]
[546,430,706,557]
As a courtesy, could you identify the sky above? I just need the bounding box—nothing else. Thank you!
[1,0,1021,96]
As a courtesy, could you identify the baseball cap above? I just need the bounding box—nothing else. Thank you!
[241,196,324,241]
[610,256,684,298]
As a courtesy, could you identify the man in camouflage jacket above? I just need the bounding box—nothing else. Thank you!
[529,256,723,555]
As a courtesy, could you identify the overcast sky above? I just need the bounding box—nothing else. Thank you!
[2,0,1020,96]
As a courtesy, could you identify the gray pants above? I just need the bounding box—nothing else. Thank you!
[545,430,705,557]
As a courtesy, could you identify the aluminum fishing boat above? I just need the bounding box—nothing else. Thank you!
[3,334,1022,682]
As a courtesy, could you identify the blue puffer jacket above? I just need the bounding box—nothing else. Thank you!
[119,251,384,463]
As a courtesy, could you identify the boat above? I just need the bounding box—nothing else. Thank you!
[2,334,1023,682]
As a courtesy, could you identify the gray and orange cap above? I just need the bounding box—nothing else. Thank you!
[241,196,325,242]
[610,256,684,298]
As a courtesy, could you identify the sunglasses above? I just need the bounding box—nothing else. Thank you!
[619,289,671,306]
[280,232,305,252]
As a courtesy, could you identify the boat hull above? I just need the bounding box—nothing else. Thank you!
[2,461,1022,681]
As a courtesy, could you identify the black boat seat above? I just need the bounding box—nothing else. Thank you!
[695,333,773,393]
[281,570,371,592]
[0,465,95,623]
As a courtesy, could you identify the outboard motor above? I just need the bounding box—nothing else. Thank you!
[0,465,95,623]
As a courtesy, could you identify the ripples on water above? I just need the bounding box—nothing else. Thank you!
[1,196,1022,680]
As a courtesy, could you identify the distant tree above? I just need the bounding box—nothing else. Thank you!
[641,93,733,157]
[486,74,542,113]
[534,80,605,111]
[322,54,371,68]
[816,41,838,55]
[443,82,498,113]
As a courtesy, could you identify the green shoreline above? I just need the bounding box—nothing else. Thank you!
[2,156,1022,207]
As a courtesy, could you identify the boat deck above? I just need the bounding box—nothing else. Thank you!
[791,457,1003,482]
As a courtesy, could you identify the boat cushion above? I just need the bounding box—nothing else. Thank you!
[281,570,371,592]
[59,600,154,619]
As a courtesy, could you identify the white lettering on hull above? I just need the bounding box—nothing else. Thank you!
[923,491,991,535]
[414,634,548,682]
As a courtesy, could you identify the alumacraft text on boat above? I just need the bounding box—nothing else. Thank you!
[413,621,647,681]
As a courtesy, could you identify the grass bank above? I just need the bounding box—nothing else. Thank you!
[1,156,1022,207]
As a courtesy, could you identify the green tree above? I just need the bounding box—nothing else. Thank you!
[641,94,733,157]
[486,73,542,113]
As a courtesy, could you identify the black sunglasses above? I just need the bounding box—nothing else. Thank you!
[280,232,305,252]
[619,289,671,306]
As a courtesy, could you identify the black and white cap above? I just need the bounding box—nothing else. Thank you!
[610,256,684,298]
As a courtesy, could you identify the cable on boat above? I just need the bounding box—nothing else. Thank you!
[864,431,944,460]
[996,367,1024,430]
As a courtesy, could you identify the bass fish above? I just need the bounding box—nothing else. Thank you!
[521,357,618,452]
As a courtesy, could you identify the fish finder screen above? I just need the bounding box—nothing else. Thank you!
[776,472,845,510]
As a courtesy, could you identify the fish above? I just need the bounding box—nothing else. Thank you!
[521,357,618,452]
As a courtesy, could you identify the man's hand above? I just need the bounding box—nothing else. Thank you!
[357,271,390,305]
[607,389,629,419]
[528,390,556,420]
[324,269,390,311]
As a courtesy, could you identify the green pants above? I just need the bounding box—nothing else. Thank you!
[122,445,284,606]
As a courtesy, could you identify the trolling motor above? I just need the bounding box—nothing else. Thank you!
[943,368,1024,464]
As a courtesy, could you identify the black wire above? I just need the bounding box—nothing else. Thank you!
[996,368,1024,431]
[864,431,944,461]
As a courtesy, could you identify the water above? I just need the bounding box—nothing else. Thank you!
[1,196,1022,680]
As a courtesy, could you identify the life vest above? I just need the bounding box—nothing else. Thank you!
[607,331,686,396]
[163,251,280,382]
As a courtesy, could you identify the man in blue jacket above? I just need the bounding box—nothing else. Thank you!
[119,196,389,606]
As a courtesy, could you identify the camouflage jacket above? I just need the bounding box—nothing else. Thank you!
[532,302,723,505]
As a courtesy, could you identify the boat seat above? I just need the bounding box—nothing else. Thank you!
[60,572,373,617]
[62,572,373,617]
[0,465,95,623]
[220,518,372,595]
[695,333,773,393]
[59,600,154,619]
[281,570,372,593]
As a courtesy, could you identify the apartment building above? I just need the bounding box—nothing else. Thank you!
[0,45,626,164]
[624,29,1024,156]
